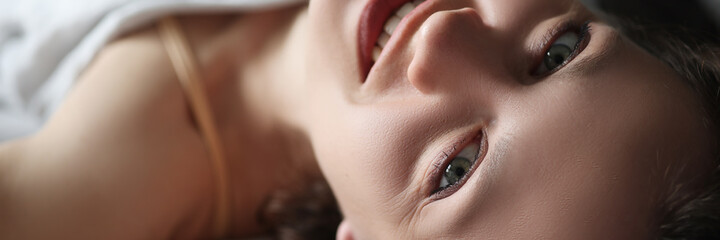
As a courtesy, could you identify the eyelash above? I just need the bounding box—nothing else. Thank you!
[425,23,591,199]
[532,20,592,77]
[429,131,486,199]
[431,144,461,195]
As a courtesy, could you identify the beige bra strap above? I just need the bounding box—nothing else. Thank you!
[157,16,230,238]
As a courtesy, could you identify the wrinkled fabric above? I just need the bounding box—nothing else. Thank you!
[0,0,304,141]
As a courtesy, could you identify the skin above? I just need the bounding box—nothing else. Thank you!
[0,0,715,239]
[0,11,316,238]
[302,0,715,239]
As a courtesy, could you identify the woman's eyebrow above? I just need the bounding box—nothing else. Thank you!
[561,28,623,78]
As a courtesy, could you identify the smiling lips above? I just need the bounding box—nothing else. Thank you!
[358,0,428,81]
[373,0,426,62]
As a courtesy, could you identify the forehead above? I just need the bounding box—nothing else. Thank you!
[408,31,707,239]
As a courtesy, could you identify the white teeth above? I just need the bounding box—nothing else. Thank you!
[377,33,391,48]
[395,2,416,17]
[383,15,402,35]
[374,1,423,62]
[372,46,382,62]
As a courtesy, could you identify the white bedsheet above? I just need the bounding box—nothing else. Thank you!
[0,0,304,141]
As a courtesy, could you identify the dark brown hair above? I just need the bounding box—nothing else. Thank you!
[597,0,720,239]
[258,177,342,239]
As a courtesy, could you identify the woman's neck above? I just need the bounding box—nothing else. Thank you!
[177,5,318,237]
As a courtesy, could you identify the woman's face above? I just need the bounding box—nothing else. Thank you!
[302,0,713,238]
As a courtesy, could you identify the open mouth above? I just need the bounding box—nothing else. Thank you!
[358,0,428,82]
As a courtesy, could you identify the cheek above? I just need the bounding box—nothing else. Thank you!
[308,109,409,237]
[306,0,365,84]
[310,105,415,202]
[309,98,459,235]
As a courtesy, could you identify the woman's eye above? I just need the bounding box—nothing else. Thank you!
[440,157,472,188]
[536,32,580,74]
[438,142,481,190]
[534,22,590,76]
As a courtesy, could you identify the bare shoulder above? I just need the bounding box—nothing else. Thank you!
[0,10,306,238]
[0,21,217,239]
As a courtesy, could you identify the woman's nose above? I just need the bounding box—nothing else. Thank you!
[407,7,508,94]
